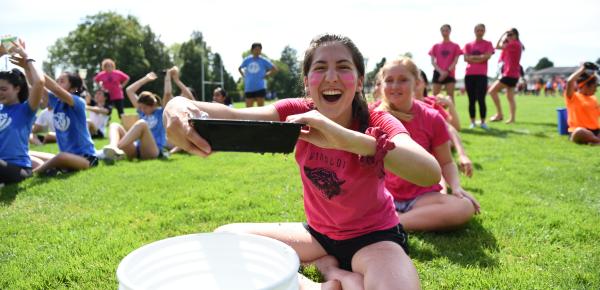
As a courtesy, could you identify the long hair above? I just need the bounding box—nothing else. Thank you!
[0,69,29,103]
[378,57,420,122]
[302,34,369,133]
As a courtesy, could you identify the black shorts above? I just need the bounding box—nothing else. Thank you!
[245,89,267,99]
[304,223,409,271]
[432,70,456,84]
[0,160,32,184]
[84,154,99,168]
[500,77,519,88]
[111,99,125,117]
[90,130,105,139]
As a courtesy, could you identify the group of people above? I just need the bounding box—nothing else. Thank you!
[425,24,524,129]
[1,26,598,289]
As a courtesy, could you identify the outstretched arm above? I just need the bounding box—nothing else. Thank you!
[126,72,157,109]
[565,65,586,98]
[5,40,44,111]
[170,66,195,100]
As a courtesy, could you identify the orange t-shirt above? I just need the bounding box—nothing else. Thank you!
[564,91,600,132]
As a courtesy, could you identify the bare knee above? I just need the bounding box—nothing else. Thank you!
[132,119,148,129]
[445,196,475,226]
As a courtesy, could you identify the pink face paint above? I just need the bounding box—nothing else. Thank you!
[308,72,323,87]
[339,71,356,88]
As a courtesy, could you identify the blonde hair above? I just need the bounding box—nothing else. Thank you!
[101,58,116,70]
[377,57,419,121]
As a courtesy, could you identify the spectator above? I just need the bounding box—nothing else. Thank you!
[238,43,277,107]
[94,58,129,119]
[429,24,463,103]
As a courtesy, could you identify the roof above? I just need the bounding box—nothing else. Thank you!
[528,66,578,76]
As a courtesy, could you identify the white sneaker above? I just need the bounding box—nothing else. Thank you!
[102,146,125,164]
[0,183,4,189]
[469,123,476,129]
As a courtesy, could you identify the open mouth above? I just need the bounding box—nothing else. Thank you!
[322,90,342,102]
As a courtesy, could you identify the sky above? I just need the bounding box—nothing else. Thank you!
[2,0,600,82]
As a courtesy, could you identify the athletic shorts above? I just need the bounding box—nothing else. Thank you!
[134,142,164,159]
[0,161,32,184]
[500,77,519,88]
[432,70,456,84]
[303,223,409,271]
[245,89,267,99]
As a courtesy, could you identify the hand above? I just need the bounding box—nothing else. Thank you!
[457,155,473,178]
[435,95,453,108]
[451,187,480,214]
[163,97,212,157]
[146,72,158,81]
[169,66,179,79]
[9,55,27,68]
[285,110,349,150]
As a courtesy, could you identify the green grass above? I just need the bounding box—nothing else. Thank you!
[1,95,599,289]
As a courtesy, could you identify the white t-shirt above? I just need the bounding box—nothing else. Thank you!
[34,108,55,132]
[88,110,109,135]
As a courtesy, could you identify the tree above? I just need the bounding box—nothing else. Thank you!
[44,12,172,98]
[534,57,554,71]
[365,57,387,92]
[596,58,600,66]
[270,46,302,99]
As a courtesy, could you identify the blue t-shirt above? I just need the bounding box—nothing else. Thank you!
[137,107,166,150]
[49,92,96,156]
[0,102,36,168]
[240,56,274,92]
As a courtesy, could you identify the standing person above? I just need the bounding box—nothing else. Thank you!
[463,23,495,129]
[0,40,45,183]
[238,43,277,108]
[34,71,98,175]
[374,57,480,232]
[164,34,442,290]
[564,62,600,145]
[488,28,524,124]
[429,24,463,103]
[94,58,129,119]
[102,70,173,161]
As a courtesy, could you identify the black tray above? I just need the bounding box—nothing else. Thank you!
[189,119,303,153]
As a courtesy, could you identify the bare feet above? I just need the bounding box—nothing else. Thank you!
[298,274,341,290]
[489,115,503,122]
[505,119,515,124]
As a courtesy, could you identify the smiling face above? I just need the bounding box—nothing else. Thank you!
[304,42,363,125]
[0,79,20,105]
[382,61,419,112]
[57,73,72,91]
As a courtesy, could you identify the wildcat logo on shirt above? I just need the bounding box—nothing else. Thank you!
[143,114,158,129]
[247,62,260,74]
[0,113,12,131]
[304,166,346,200]
[441,50,451,58]
[53,112,71,131]
[471,49,482,56]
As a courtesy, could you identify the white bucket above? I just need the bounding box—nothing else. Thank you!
[117,232,300,290]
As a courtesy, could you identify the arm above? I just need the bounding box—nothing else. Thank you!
[265,64,278,78]
[436,95,460,131]
[163,97,280,156]
[448,55,460,72]
[430,55,441,73]
[43,74,74,106]
[5,40,44,110]
[86,105,109,115]
[126,72,157,109]
[163,68,173,107]
[238,66,245,79]
[170,67,195,100]
[120,72,130,88]
[496,33,507,49]
[446,124,472,177]
[433,141,480,212]
[565,65,586,98]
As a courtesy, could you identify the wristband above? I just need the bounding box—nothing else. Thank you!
[358,127,396,178]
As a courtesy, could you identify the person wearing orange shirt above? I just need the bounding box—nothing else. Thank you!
[564,62,600,145]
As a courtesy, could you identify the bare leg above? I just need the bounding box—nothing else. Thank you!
[256,97,265,107]
[398,192,476,231]
[353,241,420,290]
[432,83,442,96]
[446,82,456,103]
[488,80,507,121]
[33,152,91,173]
[310,255,363,290]
[245,98,255,107]
[87,119,98,136]
[570,128,600,145]
[105,122,136,159]
[505,87,516,124]
[118,120,158,160]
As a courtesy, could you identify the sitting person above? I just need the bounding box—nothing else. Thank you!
[374,57,480,232]
[86,89,112,139]
[102,70,173,161]
[29,105,56,145]
[212,87,233,107]
[564,62,599,145]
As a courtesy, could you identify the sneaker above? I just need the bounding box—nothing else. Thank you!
[469,123,476,129]
[103,146,125,164]
[480,123,489,130]
[0,183,4,189]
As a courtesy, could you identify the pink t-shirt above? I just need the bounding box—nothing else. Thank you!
[423,96,449,120]
[385,100,449,201]
[94,70,129,101]
[463,39,495,76]
[500,40,523,78]
[274,98,407,240]
[428,41,463,78]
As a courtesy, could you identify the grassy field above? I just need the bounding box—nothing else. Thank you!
[1,94,599,289]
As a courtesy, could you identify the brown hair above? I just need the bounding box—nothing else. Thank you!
[138,91,160,107]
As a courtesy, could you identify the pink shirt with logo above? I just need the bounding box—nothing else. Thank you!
[500,40,523,78]
[428,41,463,77]
[274,98,407,240]
[463,39,495,76]
[384,100,449,201]
[94,70,129,101]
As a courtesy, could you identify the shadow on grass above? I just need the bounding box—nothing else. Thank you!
[410,219,499,268]
[0,172,75,205]
[0,183,21,205]
[462,127,549,139]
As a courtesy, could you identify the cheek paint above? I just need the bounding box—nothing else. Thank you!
[339,71,356,88]
[308,72,323,87]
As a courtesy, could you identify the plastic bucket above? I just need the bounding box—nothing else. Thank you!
[557,108,568,135]
[117,233,300,290]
